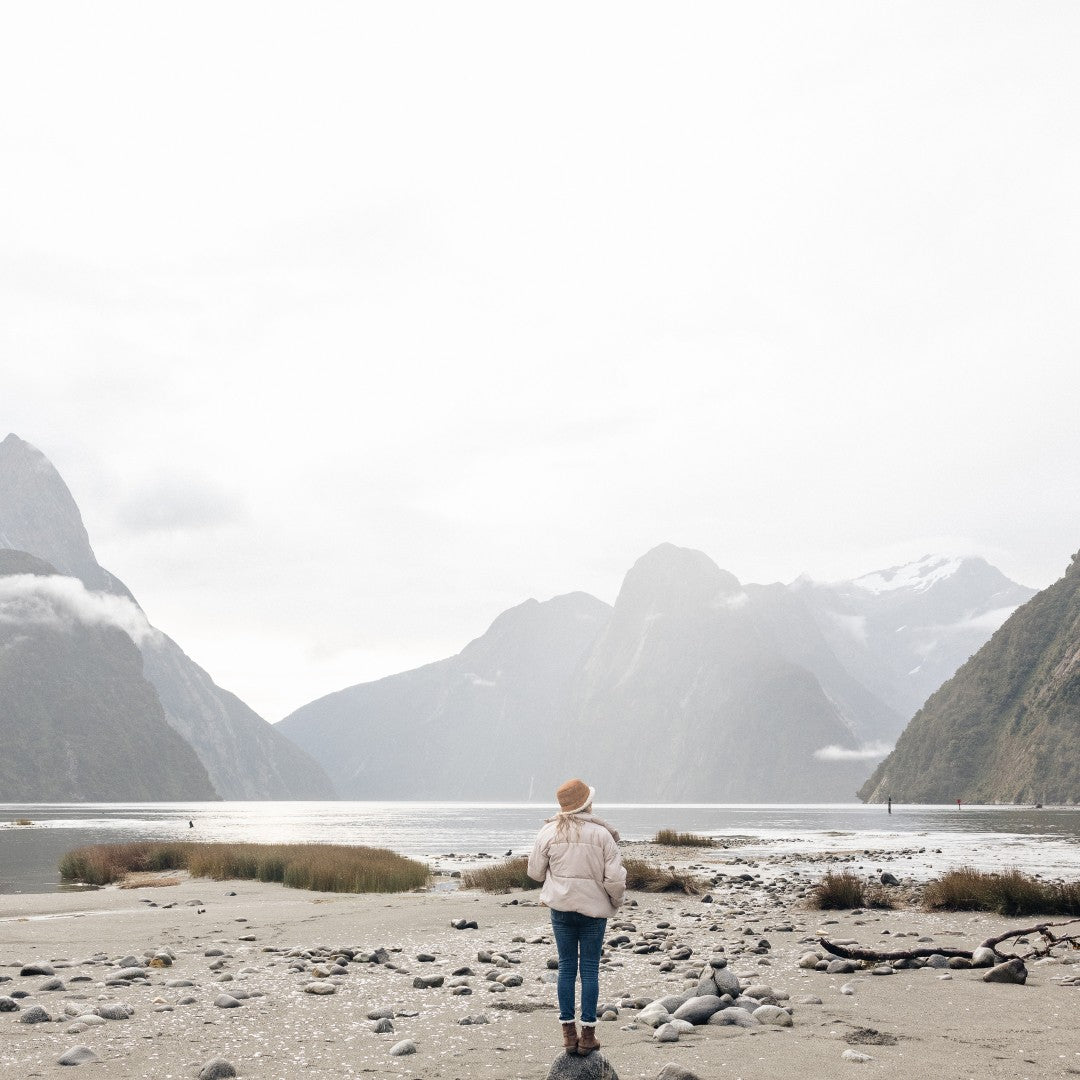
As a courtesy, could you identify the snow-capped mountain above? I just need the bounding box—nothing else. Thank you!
[860,550,1080,805]
[792,554,1037,732]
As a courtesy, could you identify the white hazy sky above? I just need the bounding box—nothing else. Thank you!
[2,2,1078,722]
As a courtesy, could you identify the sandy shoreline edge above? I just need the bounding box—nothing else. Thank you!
[1,850,1078,1080]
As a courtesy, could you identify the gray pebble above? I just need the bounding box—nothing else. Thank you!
[983,958,1027,985]
[56,1045,98,1066]
[95,1003,135,1020]
[198,1057,238,1080]
[657,1065,703,1080]
[752,1004,793,1026]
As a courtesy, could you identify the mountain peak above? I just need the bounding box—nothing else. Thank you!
[619,544,742,611]
[0,433,113,591]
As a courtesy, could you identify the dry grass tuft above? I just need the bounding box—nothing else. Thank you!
[624,857,702,894]
[462,857,541,892]
[654,829,716,848]
[809,870,866,910]
[60,841,429,894]
[863,885,896,910]
[13,819,34,826]
[923,867,1080,917]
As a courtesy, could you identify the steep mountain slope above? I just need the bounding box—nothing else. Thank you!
[561,544,871,801]
[277,592,612,799]
[0,434,333,799]
[793,555,1036,734]
[742,582,902,745]
[859,551,1079,804]
[0,550,218,801]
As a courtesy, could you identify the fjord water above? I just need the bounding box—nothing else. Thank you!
[1,802,1077,894]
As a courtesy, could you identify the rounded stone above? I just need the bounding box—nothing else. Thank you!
[198,1058,238,1080]
[673,995,725,1025]
[752,1004,793,1026]
[546,1050,620,1079]
[57,1045,98,1066]
[95,1003,135,1020]
[657,1066,703,1080]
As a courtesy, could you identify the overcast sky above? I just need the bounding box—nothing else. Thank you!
[2,2,1078,722]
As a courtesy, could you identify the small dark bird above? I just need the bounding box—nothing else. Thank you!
[504,849,512,857]
[189,820,194,828]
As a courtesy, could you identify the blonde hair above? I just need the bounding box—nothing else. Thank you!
[553,802,592,840]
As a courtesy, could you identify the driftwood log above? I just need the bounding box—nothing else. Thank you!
[820,918,1080,963]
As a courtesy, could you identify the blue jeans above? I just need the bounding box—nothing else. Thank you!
[550,908,607,1024]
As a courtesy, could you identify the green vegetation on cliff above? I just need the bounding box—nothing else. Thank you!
[860,551,1080,805]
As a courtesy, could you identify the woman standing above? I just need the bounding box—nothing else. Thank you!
[527,778,626,1056]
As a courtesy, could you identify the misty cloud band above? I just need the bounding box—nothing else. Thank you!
[0,574,158,645]
[813,742,893,763]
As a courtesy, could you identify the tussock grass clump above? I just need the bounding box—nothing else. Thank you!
[462,856,541,893]
[13,819,34,826]
[863,885,896,910]
[60,841,429,894]
[809,870,866,910]
[924,867,1080,917]
[654,829,716,848]
[623,857,702,894]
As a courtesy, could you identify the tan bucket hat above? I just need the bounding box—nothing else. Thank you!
[556,777,595,814]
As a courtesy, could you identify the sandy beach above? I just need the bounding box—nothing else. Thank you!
[1,847,1077,1080]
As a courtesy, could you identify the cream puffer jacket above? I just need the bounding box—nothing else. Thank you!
[526,813,626,919]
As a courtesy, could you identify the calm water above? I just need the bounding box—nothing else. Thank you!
[1,801,1077,894]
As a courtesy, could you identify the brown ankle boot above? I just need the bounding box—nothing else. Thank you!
[577,1025,600,1055]
[561,1022,578,1053]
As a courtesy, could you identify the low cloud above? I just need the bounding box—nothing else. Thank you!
[946,605,1019,634]
[813,741,893,762]
[0,574,159,645]
[712,590,750,611]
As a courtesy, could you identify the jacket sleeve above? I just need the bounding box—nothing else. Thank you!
[602,835,626,908]
[526,830,549,884]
